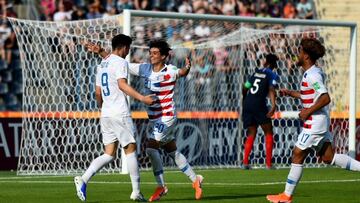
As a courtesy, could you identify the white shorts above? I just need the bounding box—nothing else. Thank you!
[148,118,176,144]
[295,130,332,152]
[100,116,136,147]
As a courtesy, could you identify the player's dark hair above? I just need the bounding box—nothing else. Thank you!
[112,34,132,50]
[300,38,325,62]
[149,40,172,57]
[265,53,278,69]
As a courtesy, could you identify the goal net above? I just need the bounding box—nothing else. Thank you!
[9,11,356,175]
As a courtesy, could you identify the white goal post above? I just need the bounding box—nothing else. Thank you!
[8,10,357,175]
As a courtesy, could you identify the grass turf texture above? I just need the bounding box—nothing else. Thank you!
[0,168,359,203]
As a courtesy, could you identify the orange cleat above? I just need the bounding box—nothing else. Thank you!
[266,192,292,203]
[149,186,168,202]
[192,175,204,200]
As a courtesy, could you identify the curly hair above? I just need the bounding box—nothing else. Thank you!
[149,40,172,57]
[300,38,325,62]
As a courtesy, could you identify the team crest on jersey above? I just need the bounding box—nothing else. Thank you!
[164,74,171,81]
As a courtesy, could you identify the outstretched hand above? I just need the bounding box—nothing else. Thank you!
[142,94,157,105]
[83,41,102,54]
[279,88,290,96]
[266,107,276,118]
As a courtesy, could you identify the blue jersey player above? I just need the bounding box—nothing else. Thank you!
[242,53,279,169]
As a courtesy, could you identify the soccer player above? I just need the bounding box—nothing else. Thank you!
[242,53,279,169]
[74,34,154,202]
[89,40,204,201]
[266,38,360,203]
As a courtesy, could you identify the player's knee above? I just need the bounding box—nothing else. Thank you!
[123,143,136,154]
[291,149,306,164]
[103,153,115,162]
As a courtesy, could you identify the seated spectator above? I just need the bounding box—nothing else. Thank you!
[283,2,296,19]
[0,22,11,62]
[296,0,314,19]
[192,0,208,12]
[71,6,86,20]
[86,3,103,19]
[134,0,151,10]
[194,21,210,38]
[53,2,72,21]
[116,0,134,13]
[238,3,255,17]
[178,0,192,13]
[222,0,236,16]
[103,6,118,18]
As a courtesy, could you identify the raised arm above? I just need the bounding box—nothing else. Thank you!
[84,42,110,58]
[178,57,192,77]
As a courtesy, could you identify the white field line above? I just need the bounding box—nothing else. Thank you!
[0,179,359,186]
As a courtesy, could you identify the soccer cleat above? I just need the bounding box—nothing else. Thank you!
[266,165,277,170]
[240,164,252,170]
[74,176,87,202]
[130,192,147,202]
[149,186,168,202]
[192,175,204,200]
[266,192,292,203]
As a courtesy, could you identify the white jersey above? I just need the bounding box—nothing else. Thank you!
[300,65,330,134]
[96,54,130,118]
[129,63,180,123]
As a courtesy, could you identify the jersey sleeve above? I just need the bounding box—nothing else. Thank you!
[95,65,101,87]
[128,63,141,76]
[115,59,128,79]
[268,72,280,89]
[307,72,328,94]
[168,64,180,79]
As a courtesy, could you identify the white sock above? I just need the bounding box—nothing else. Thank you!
[82,154,114,184]
[331,153,360,171]
[146,148,165,186]
[169,151,197,182]
[284,163,303,196]
[126,152,141,194]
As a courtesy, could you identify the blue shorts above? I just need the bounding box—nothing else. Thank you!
[242,106,271,129]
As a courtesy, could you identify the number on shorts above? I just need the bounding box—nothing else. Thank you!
[300,133,310,144]
[155,123,165,133]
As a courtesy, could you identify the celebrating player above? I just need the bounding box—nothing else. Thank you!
[266,38,360,203]
[74,34,154,202]
[242,53,279,169]
[88,39,204,201]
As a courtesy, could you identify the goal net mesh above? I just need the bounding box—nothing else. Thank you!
[9,14,352,175]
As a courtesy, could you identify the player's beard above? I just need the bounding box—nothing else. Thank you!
[296,57,303,67]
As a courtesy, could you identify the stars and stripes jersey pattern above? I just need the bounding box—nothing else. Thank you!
[129,63,180,123]
[300,65,330,134]
[95,54,131,118]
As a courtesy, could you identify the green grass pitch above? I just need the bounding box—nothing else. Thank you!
[0,168,359,203]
